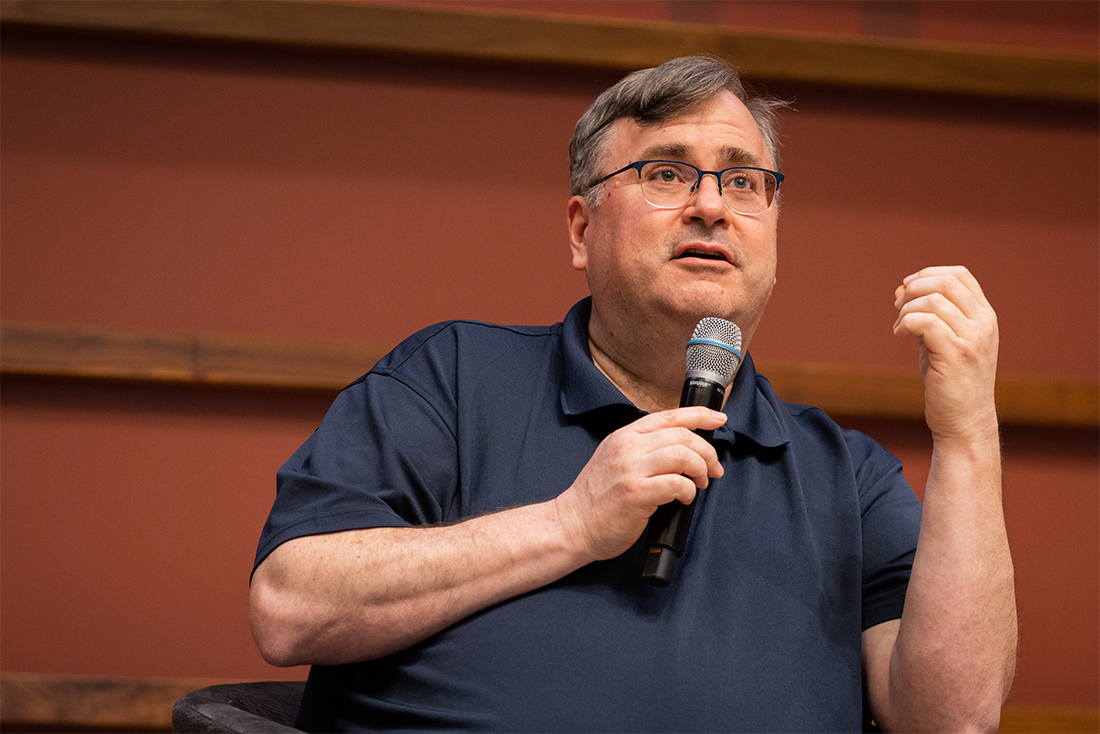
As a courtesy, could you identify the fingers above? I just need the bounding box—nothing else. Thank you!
[642,441,714,494]
[632,407,727,485]
[891,265,1000,443]
[556,407,728,561]
[633,405,728,435]
[894,267,990,320]
[899,266,990,308]
[892,266,997,347]
[598,408,725,497]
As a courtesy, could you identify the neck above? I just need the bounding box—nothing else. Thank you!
[586,305,699,413]
[586,301,751,413]
[588,337,681,413]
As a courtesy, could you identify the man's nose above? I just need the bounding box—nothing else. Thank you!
[683,173,729,226]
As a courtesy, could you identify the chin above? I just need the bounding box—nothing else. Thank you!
[669,291,737,323]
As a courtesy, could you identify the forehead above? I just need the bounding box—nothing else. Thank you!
[604,91,772,169]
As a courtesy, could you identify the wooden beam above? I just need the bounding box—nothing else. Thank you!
[0,0,1095,104]
[0,671,234,732]
[2,323,1096,428]
[998,706,1100,734]
[1,672,1097,733]
[0,323,389,392]
[761,362,1100,428]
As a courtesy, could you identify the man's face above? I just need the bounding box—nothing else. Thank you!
[568,91,778,347]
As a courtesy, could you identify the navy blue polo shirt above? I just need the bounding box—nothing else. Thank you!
[255,298,921,733]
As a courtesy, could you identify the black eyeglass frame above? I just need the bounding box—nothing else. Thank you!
[586,159,785,214]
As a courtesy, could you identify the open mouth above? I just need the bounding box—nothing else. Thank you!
[677,248,729,263]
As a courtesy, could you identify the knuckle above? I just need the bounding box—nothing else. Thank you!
[656,408,680,425]
[671,443,693,467]
[926,291,948,307]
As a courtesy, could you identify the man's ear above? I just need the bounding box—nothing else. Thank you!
[566,195,591,272]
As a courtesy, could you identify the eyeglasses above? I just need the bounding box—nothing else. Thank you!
[586,160,784,216]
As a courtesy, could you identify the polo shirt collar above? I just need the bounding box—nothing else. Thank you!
[559,298,636,417]
[558,298,788,450]
[716,352,789,450]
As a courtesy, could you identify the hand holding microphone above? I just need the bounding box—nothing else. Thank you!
[553,318,739,581]
[642,317,742,586]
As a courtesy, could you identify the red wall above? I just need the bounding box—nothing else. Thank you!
[2,0,1097,708]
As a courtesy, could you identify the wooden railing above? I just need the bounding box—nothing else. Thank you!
[3,323,1096,428]
[0,671,236,732]
[1,0,1095,104]
[1,672,1098,733]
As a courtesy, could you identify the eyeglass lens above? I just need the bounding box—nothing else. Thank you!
[637,161,777,214]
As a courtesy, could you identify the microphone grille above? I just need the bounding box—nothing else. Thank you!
[686,318,742,385]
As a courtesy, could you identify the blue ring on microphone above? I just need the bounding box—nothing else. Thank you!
[687,338,742,359]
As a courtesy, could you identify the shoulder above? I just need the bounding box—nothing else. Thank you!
[753,372,904,488]
[370,319,561,377]
[337,318,565,416]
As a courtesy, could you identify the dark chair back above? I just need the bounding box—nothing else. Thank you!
[172,681,306,733]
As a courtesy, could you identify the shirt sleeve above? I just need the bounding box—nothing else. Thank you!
[847,431,923,630]
[252,365,460,573]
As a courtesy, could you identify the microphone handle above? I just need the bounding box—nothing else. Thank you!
[642,377,725,586]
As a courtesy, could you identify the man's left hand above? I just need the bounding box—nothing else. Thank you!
[893,265,999,444]
[872,266,1016,732]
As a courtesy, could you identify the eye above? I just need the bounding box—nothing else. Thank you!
[725,172,757,191]
[641,162,691,185]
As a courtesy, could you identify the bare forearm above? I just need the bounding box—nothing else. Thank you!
[877,267,1017,731]
[880,431,1018,731]
[250,408,726,668]
[250,499,588,666]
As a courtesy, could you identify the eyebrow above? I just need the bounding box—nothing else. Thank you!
[638,143,766,169]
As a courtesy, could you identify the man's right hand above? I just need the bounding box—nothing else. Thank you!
[251,406,727,667]
[554,406,727,563]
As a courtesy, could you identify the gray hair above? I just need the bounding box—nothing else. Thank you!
[569,56,788,206]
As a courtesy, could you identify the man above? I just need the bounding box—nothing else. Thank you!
[250,56,1017,732]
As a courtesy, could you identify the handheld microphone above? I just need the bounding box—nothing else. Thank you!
[642,317,742,587]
